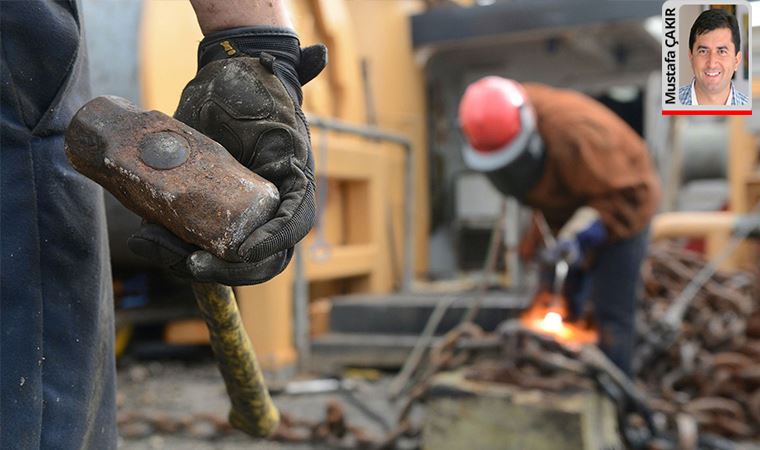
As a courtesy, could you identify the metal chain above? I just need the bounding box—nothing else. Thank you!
[118,410,235,441]
[119,243,758,448]
[119,400,384,448]
[384,243,758,449]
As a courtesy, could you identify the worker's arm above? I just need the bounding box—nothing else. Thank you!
[129,1,327,285]
[189,0,294,33]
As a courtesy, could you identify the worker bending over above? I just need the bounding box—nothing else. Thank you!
[458,77,661,375]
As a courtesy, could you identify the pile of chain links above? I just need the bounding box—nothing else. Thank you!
[118,410,235,440]
[636,243,760,444]
[118,400,392,447]
[387,242,760,449]
[118,242,758,449]
[115,324,535,448]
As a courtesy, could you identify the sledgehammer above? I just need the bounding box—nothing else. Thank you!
[64,96,280,437]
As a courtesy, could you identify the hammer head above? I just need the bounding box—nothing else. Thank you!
[65,96,279,262]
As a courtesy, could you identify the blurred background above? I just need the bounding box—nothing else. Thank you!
[78,1,760,448]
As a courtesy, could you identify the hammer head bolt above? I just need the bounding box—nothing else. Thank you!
[139,132,190,170]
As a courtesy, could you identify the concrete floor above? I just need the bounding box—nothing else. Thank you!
[116,358,760,450]
[116,359,403,450]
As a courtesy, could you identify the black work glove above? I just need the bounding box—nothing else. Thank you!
[128,27,327,285]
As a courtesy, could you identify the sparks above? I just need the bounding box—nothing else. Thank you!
[540,311,563,334]
[520,291,598,345]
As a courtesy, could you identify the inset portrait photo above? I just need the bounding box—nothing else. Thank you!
[662,1,752,115]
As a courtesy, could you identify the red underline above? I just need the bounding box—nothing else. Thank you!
[662,110,752,116]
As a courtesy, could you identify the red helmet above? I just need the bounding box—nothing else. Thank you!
[458,77,544,199]
[459,76,533,153]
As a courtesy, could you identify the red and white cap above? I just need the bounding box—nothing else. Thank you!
[458,76,537,172]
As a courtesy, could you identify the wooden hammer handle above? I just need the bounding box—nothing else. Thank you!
[191,282,279,437]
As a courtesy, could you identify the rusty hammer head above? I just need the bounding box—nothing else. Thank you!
[65,96,279,261]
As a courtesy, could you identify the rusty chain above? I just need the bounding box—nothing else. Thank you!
[118,410,234,440]
[634,243,760,445]
[385,243,759,449]
[119,242,758,449]
[118,399,388,448]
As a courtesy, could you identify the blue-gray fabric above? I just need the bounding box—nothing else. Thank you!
[1,1,116,449]
[678,79,750,106]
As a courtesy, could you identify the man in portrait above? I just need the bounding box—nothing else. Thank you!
[678,8,749,106]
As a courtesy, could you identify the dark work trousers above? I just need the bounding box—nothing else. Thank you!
[1,1,116,449]
[589,227,649,377]
[542,228,649,376]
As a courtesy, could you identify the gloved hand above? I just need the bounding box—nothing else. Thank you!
[538,208,607,319]
[128,27,327,285]
[540,238,582,267]
[541,207,608,267]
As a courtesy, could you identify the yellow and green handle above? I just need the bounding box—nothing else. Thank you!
[191,282,279,437]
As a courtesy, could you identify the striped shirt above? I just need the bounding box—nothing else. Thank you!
[678,79,750,106]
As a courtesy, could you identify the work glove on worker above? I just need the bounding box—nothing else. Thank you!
[539,207,607,319]
[540,207,608,267]
[129,27,327,285]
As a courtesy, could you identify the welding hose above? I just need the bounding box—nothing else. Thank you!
[191,282,279,437]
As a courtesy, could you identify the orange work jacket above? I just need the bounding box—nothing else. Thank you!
[522,83,661,241]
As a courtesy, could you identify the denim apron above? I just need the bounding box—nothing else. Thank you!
[1,1,116,448]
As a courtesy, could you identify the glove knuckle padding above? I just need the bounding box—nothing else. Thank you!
[175,58,304,168]
[176,59,275,121]
[175,56,317,265]
[252,128,296,183]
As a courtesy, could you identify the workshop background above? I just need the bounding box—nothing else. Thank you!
[78,0,760,449]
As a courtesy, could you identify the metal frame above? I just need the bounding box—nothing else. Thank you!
[411,0,664,49]
[307,116,416,292]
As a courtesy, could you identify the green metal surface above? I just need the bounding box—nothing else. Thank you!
[423,371,621,450]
